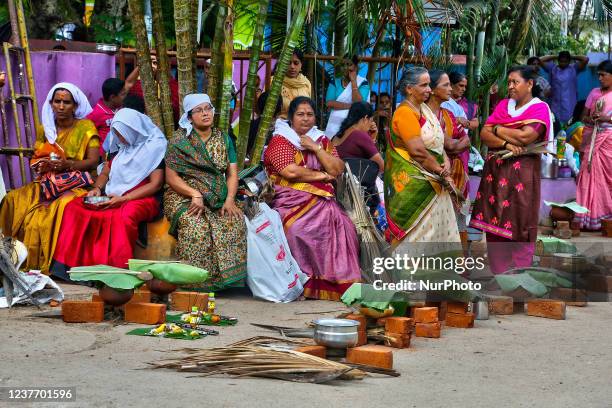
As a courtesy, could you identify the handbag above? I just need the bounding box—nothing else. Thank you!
[39,170,94,201]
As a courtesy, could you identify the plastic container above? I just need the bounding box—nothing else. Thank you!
[556,130,567,159]
[207,292,216,314]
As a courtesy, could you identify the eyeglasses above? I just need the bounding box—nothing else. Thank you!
[191,106,214,115]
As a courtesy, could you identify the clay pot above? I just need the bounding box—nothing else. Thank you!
[99,285,134,306]
[146,278,177,295]
[550,207,574,223]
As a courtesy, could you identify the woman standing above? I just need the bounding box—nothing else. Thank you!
[164,94,247,291]
[384,67,459,244]
[0,83,99,273]
[325,56,370,138]
[264,97,361,300]
[426,70,471,236]
[575,60,612,230]
[470,66,553,274]
[280,49,312,119]
[53,108,166,269]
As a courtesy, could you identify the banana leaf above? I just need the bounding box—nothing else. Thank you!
[128,260,208,285]
[494,273,548,297]
[535,237,577,256]
[126,327,202,340]
[341,283,411,314]
[524,269,573,288]
[69,265,145,290]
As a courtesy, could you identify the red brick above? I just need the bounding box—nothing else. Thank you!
[62,301,104,323]
[488,296,514,315]
[344,314,367,331]
[425,301,447,320]
[413,307,438,323]
[446,312,475,328]
[447,302,469,315]
[550,287,588,306]
[587,275,612,293]
[356,329,368,347]
[346,345,393,369]
[376,317,389,327]
[124,302,166,324]
[127,290,152,304]
[295,345,326,359]
[527,300,566,320]
[170,291,209,311]
[384,317,414,334]
[415,322,441,338]
[91,294,103,302]
[384,332,411,348]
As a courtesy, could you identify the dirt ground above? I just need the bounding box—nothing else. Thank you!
[1,282,611,408]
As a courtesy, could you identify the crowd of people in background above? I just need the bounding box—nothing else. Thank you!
[1,48,610,303]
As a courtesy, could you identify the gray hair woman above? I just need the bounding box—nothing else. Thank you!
[383,66,460,245]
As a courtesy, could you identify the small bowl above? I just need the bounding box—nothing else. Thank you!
[99,285,134,306]
[84,196,111,205]
[146,278,177,295]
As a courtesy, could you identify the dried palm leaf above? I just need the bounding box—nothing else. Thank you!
[148,346,361,383]
[491,141,554,159]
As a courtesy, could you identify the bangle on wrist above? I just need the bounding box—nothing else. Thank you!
[502,141,509,149]
[493,125,499,135]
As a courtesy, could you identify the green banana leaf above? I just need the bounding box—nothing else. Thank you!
[536,236,577,255]
[126,327,202,340]
[341,283,411,314]
[69,265,145,290]
[494,273,548,297]
[524,270,573,288]
[128,260,208,285]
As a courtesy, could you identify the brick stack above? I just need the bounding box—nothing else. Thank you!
[413,307,441,338]
[170,291,209,312]
[124,302,167,324]
[445,302,475,328]
[384,317,413,348]
[487,296,514,315]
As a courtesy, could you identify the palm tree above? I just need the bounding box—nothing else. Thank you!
[216,0,235,132]
[236,0,269,169]
[174,0,196,105]
[127,0,163,128]
[250,1,312,163]
[151,0,174,137]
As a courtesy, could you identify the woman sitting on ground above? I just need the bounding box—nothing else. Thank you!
[164,94,247,291]
[264,96,361,300]
[52,108,166,270]
[332,101,384,172]
[0,82,99,274]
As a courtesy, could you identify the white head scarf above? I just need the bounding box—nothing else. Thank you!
[41,82,93,144]
[273,118,326,150]
[105,108,167,197]
[178,93,215,136]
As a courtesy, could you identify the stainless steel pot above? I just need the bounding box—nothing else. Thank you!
[313,318,359,348]
[541,158,558,179]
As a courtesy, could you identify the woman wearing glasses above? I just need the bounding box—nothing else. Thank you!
[164,94,247,291]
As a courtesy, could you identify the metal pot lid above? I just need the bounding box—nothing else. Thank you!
[313,318,359,327]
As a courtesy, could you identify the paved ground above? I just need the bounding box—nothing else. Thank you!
[1,283,611,408]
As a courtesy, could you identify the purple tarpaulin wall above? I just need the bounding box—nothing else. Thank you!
[0,51,115,190]
[468,176,577,222]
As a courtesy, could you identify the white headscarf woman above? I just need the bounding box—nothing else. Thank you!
[178,93,215,135]
[41,82,93,144]
[105,108,167,196]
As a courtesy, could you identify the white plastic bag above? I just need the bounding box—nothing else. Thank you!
[245,203,308,303]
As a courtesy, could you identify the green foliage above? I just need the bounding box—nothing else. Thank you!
[89,13,134,44]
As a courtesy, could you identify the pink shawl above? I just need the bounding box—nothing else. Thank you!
[486,98,552,138]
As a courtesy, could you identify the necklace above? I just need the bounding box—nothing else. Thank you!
[403,99,422,116]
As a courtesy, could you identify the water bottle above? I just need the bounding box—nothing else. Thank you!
[556,130,567,160]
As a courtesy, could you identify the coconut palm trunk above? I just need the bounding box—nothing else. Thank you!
[208,2,228,110]
[128,0,163,128]
[151,0,174,137]
[508,0,533,60]
[236,0,269,169]
[250,1,310,163]
[174,0,196,106]
[217,0,235,132]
